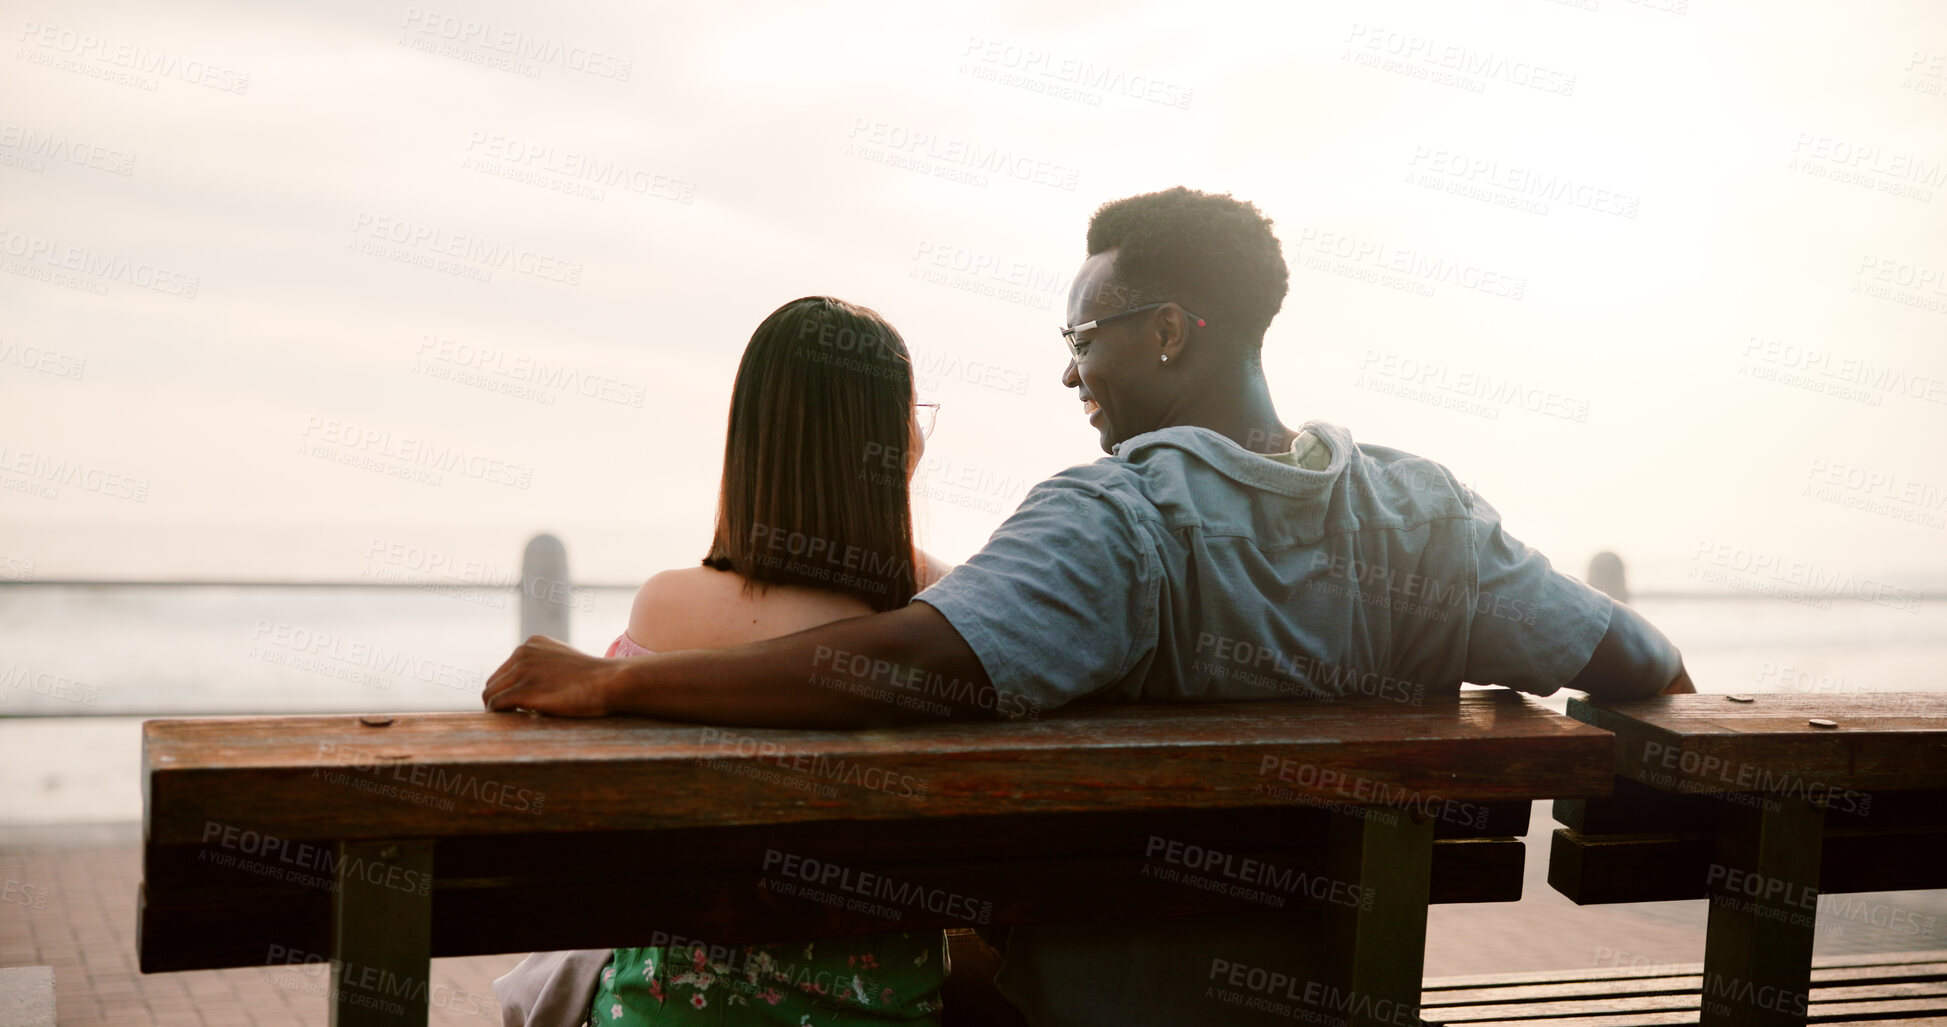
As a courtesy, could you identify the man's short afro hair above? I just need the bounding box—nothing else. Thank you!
[1085,187,1289,348]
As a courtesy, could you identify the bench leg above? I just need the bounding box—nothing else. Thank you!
[1319,807,1435,1027]
[331,839,434,1027]
[1700,795,1823,1027]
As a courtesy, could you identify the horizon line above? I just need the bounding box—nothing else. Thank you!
[0,580,1937,602]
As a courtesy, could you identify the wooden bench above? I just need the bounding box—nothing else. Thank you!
[1421,950,1947,1027]
[139,690,1613,1027]
[1547,693,1947,1027]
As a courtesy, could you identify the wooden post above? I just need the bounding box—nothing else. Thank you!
[520,533,571,643]
[1699,795,1824,1027]
[330,839,434,1027]
[1318,806,1435,1027]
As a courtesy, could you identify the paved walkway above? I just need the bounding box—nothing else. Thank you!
[1,823,516,1027]
[4,817,1944,1025]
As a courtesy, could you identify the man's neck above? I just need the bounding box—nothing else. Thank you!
[1167,368,1294,454]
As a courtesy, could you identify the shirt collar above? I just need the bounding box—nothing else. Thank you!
[1111,422,1350,498]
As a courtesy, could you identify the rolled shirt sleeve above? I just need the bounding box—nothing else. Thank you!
[914,476,1163,717]
[1463,491,1614,696]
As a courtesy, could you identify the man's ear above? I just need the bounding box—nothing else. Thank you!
[1157,304,1193,364]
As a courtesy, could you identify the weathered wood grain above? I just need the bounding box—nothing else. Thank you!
[1569,694,1947,795]
[147,692,1610,845]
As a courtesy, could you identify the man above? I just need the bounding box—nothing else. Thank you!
[484,187,1693,1024]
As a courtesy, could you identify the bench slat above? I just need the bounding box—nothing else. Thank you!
[1436,1012,1947,1027]
[144,694,1612,846]
[1424,951,1947,991]
[1435,993,1701,1021]
[139,831,1523,972]
[1422,953,1947,1027]
[1425,964,1947,1006]
[1556,779,1947,837]
[1567,694,1947,795]
[1443,1013,1703,1027]
[1548,821,1947,903]
[147,804,1533,887]
[1433,980,1947,1021]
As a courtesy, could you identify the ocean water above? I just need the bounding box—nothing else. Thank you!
[0,585,1943,717]
[0,583,637,717]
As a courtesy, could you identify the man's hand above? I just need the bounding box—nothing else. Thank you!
[482,635,622,717]
[1659,666,1698,695]
[1566,600,1689,701]
[477,604,998,728]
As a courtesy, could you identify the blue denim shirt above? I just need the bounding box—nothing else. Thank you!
[914,421,1613,1026]
[918,421,1611,714]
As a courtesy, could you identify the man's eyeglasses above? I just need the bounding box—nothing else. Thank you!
[915,401,940,439]
[1059,302,1207,360]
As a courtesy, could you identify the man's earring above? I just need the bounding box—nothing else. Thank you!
[1161,355,1169,364]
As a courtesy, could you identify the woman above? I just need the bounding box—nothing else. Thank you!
[497,297,952,1027]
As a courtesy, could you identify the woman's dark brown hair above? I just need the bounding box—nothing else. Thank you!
[702,296,919,611]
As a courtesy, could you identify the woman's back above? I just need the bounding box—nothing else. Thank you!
[590,560,952,1025]
[619,556,949,653]
[621,565,879,653]
[584,294,951,1023]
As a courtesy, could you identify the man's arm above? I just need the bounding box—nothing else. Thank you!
[1564,598,1694,700]
[482,603,1005,728]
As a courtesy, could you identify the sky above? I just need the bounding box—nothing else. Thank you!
[2,0,1944,595]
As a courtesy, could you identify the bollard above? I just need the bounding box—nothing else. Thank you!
[520,533,571,644]
[1587,551,1629,603]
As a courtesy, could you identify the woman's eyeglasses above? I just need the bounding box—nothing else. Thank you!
[1059,302,1207,361]
[915,401,940,439]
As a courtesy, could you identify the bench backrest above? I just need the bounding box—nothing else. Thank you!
[141,690,1613,973]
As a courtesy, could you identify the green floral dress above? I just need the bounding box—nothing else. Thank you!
[586,934,946,1026]
[589,636,947,1024]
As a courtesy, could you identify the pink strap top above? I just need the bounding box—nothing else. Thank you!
[604,633,654,658]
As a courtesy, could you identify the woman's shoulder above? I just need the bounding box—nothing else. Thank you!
[917,549,955,590]
[627,564,873,651]
[632,564,735,605]
[625,566,737,649]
